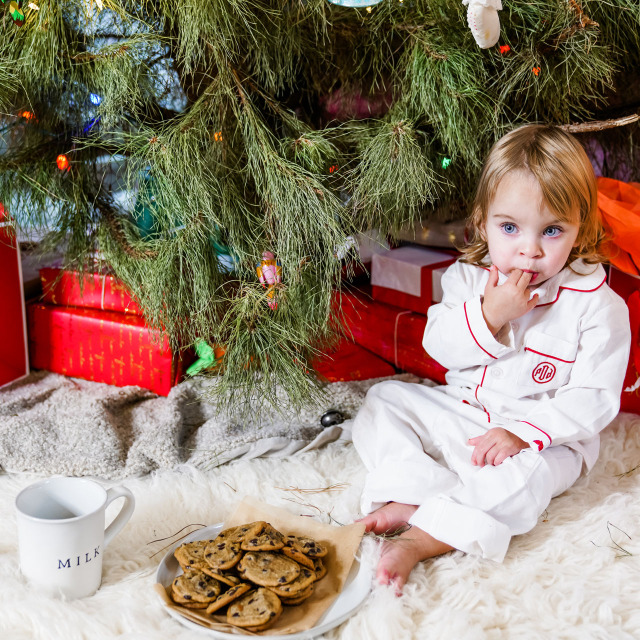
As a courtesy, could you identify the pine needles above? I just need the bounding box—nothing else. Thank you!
[1,0,639,415]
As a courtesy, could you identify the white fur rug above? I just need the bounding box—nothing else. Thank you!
[1,408,640,639]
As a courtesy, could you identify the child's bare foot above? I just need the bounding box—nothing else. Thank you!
[376,527,454,594]
[357,502,418,535]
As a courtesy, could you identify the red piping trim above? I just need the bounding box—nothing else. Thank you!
[535,274,607,307]
[478,266,606,307]
[520,420,552,445]
[475,366,491,423]
[524,347,576,363]
[464,301,497,359]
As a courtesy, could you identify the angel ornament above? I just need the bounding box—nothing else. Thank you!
[462,0,502,49]
[256,251,282,310]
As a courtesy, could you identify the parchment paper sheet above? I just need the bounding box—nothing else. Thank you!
[155,497,366,635]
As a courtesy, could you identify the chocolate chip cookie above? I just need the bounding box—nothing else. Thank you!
[226,587,283,629]
[174,539,216,572]
[205,582,252,614]
[237,551,301,587]
[171,570,222,605]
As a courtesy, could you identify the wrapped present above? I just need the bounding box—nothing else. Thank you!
[338,289,447,384]
[371,245,457,314]
[607,265,640,304]
[586,265,640,414]
[0,203,29,387]
[393,217,467,250]
[312,338,395,382]
[27,302,191,396]
[40,267,142,315]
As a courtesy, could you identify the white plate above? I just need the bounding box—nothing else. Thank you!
[155,523,374,639]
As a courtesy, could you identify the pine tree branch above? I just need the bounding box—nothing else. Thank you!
[63,45,131,63]
[97,196,159,259]
[539,0,599,53]
[560,112,640,133]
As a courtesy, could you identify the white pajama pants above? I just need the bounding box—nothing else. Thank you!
[352,380,583,562]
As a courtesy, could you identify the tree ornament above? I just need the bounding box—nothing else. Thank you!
[2,0,25,26]
[462,0,502,49]
[327,0,383,6]
[256,251,282,310]
[209,229,238,274]
[186,339,225,377]
[334,235,357,260]
[132,169,161,239]
[320,410,345,427]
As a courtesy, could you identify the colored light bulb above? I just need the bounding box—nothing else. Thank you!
[56,154,70,171]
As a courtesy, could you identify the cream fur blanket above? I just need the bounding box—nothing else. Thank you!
[1,384,640,638]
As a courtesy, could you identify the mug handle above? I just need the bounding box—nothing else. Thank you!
[103,486,135,548]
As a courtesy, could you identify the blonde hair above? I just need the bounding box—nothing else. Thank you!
[461,124,604,267]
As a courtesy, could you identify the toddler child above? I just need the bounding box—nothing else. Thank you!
[352,124,631,592]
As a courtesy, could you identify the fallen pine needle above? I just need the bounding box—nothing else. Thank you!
[616,464,640,478]
[147,523,207,558]
[591,521,634,559]
[275,483,349,494]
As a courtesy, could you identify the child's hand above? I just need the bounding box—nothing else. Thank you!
[482,266,539,335]
[468,427,530,467]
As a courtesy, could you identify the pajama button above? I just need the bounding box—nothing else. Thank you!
[491,367,503,378]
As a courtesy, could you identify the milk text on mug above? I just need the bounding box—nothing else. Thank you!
[15,476,135,599]
[58,546,101,569]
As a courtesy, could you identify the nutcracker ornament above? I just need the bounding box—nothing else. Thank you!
[1,0,25,26]
[462,0,502,49]
[256,251,282,310]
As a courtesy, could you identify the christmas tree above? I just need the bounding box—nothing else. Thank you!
[1,0,639,412]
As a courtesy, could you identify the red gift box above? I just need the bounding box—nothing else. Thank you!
[27,302,190,396]
[371,245,457,314]
[313,339,395,382]
[607,265,640,304]
[0,204,29,387]
[339,289,448,384]
[40,267,142,315]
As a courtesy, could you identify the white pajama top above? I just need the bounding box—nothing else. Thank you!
[423,259,631,471]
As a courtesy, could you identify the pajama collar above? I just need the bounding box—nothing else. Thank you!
[491,260,607,307]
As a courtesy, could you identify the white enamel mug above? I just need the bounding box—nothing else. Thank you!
[15,477,135,599]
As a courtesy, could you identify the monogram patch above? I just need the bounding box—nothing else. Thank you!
[532,362,556,384]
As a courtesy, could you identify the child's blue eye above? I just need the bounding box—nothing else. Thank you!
[543,226,562,237]
[501,223,517,234]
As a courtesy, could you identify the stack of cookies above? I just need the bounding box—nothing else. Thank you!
[170,521,329,632]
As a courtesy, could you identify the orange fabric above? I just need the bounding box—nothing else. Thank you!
[597,177,640,276]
